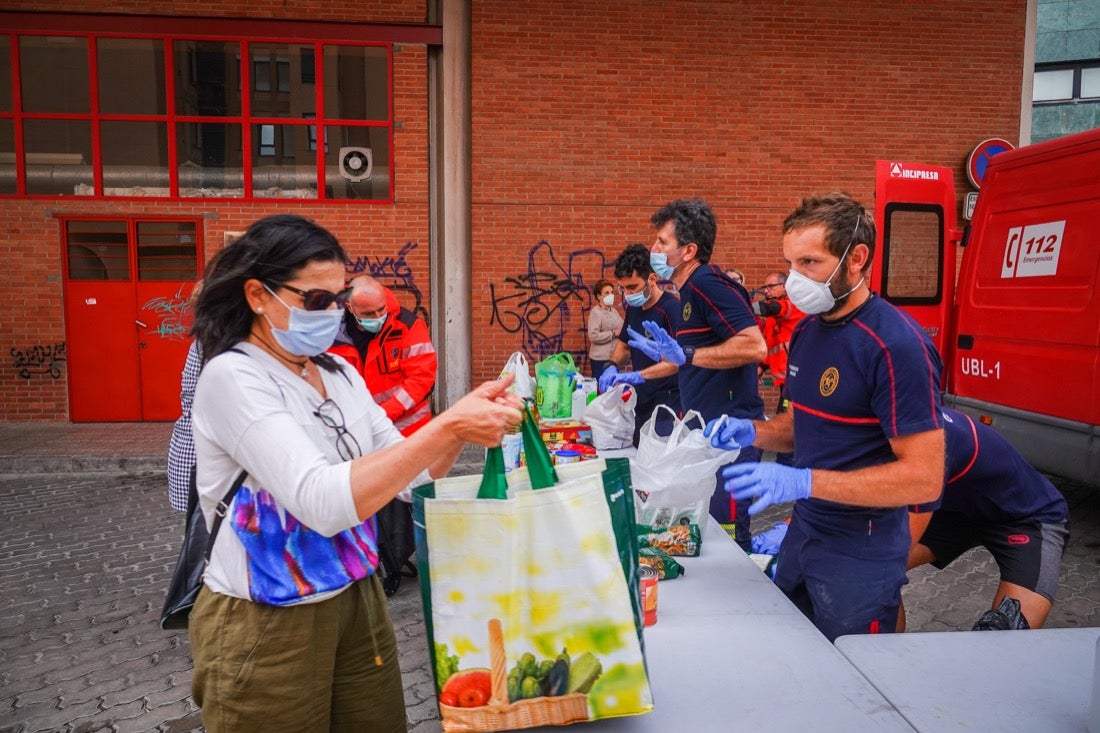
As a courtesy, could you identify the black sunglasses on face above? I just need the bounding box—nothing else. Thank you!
[277,283,353,311]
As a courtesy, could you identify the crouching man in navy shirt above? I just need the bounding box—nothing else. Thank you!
[904,407,1070,631]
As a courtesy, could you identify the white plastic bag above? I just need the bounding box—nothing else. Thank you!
[584,384,637,450]
[631,406,736,528]
[498,351,535,401]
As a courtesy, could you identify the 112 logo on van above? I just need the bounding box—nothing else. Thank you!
[1001,220,1065,279]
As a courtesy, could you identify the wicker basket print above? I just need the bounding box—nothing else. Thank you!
[440,619,590,732]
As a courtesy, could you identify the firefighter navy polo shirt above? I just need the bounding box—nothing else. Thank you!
[674,264,764,422]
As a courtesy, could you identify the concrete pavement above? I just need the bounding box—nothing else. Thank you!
[1,422,1098,732]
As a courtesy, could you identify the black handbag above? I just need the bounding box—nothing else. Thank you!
[160,466,248,630]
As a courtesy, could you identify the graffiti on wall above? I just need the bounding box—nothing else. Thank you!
[142,287,191,341]
[347,241,428,322]
[489,240,613,366]
[11,342,67,379]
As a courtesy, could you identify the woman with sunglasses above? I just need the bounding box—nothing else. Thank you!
[188,214,523,732]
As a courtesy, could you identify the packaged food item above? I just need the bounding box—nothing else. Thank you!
[501,433,524,471]
[638,565,658,626]
[638,547,684,580]
[636,523,702,557]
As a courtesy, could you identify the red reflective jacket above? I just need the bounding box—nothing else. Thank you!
[761,296,804,389]
[330,288,437,436]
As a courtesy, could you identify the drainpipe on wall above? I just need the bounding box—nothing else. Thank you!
[428,0,473,410]
[1020,0,1037,146]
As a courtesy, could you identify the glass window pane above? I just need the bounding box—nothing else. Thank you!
[0,36,11,112]
[20,35,90,113]
[1033,69,1074,101]
[253,58,271,92]
[100,121,169,197]
[324,125,389,200]
[250,44,312,119]
[97,38,166,115]
[882,208,942,302]
[23,119,93,195]
[323,45,388,120]
[1082,67,1100,99]
[137,221,198,281]
[174,40,241,117]
[176,122,244,197]
[0,120,14,194]
[66,220,129,281]
[252,123,316,199]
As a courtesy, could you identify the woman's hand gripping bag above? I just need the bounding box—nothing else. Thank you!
[584,384,637,450]
[411,408,653,732]
[631,406,736,530]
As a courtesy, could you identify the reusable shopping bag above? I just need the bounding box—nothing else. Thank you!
[535,352,578,419]
[584,384,637,450]
[499,351,536,402]
[412,407,653,732]
[631,406,735,529]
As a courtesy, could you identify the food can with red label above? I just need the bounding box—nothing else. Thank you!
[639,564,658,626]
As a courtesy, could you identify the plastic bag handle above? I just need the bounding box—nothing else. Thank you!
[641,403,680,444]
[668,409,707,447]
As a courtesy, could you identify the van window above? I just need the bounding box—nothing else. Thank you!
[880,203,943,305]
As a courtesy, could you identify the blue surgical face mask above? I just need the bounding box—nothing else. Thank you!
[650,252,676,280]
[357,314,387,333]
[624,284,650,308]
[263,285,344,356]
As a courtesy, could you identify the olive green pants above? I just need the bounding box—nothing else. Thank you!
[190,574,406,732]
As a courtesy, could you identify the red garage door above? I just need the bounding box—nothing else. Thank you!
[62,218,201,422]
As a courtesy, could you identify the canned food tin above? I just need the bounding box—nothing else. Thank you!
[554,448,580,464]
[639,564,658,627]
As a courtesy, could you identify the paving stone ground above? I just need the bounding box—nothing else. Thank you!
[1,462,1097,733]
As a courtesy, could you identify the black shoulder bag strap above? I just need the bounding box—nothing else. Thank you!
[204,469,248,564]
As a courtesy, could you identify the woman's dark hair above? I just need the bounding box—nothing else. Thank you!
[192,214,348,370]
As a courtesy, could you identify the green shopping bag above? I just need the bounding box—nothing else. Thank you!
[535,352,578,419]
[412,407,652,732]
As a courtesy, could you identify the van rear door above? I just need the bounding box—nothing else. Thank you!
[949,129,1100,467]
[873,160,958,360]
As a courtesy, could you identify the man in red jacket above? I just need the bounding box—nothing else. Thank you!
[330,275,438,436]
[753,271,804,465]
[330,275,438,595]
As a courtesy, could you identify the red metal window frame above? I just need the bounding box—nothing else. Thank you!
[0,13,440,203]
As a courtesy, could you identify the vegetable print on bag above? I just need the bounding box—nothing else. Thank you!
[413,408,653,731]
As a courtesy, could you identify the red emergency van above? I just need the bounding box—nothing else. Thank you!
[874,127,1100,485]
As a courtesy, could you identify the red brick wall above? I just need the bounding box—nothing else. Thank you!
[469,0,1026,387]
[1,0,1027,420]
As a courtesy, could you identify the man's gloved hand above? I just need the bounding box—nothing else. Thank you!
[598,365,620,393]
[612,370,646,386]
[723,462,812,516]
[751,521,789,555]
[626,320,686,366]
[704,415,756,451]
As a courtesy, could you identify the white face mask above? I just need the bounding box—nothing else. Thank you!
[601,293,615,306]
[785,240,863,315]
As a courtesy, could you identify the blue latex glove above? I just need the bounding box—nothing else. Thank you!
[723,462,812,516]
[751,521,789,555]
[704,415,756,451]
[626,320,686,366]
[598,365,620,393]
[612,370,646,386]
